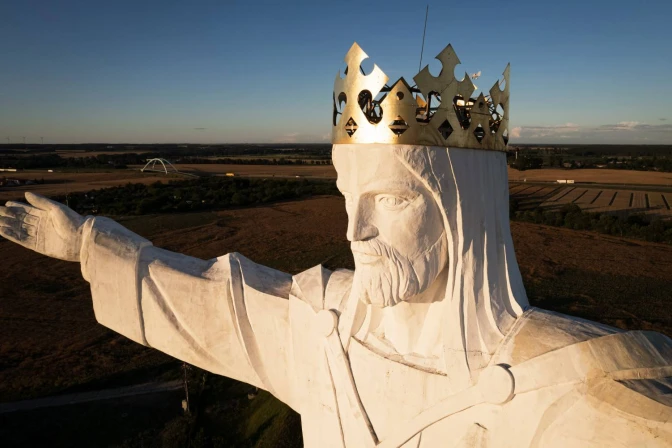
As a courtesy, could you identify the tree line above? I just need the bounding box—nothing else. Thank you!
[508,154,672,173]
[510,200,672,244]
[0,153,332,170]
[58,177,340,216]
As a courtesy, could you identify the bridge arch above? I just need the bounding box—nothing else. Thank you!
[141,158,179,175]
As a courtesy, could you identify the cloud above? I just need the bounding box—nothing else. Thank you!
[597,121,639,131]
[513,123,580,139]
[510,121,672,143]
[273,131,332,143]
[597,122,672,133]
[274,132,300,143]
[633,123,672,132]
[193,127,207,131]
[660,118,667,121]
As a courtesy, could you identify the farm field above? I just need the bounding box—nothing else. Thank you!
[147,163,337,178]
[54,150,152,158]
[507,167,672,187]
[510,183,672,220]
[2,195,672,446]
[5,165,672,220]
[147,165,672,186]
[202,154,329,160]
[0,171,176,202]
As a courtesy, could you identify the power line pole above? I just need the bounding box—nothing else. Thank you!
[182,362,191,415]
[418,5,429,72]
[41,137,44,144]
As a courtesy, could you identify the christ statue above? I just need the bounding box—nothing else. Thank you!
[1,43,671,447]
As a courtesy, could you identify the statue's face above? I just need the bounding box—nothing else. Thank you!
[333,146,447,307]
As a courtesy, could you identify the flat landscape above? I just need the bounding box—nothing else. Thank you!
[5,165,672,200]
[54,150,150,158]
[137,163,337,178]
[507,167,672,187]
[0,171,176,202]
[510,183,672,220]
[6,165,672,222]
[1,195,672,446]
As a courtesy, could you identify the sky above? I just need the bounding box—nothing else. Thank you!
[1,0,671,145]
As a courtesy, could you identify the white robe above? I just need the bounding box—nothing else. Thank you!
[80,216,672,447]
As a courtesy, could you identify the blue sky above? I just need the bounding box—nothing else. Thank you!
[1,0,671,144]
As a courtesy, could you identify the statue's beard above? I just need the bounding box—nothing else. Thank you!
[352,232,447,307]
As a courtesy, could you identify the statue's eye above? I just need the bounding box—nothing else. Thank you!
[376,195,407,210]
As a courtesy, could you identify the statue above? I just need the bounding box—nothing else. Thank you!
[1,43,671,447]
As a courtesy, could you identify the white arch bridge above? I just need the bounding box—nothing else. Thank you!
[141,158,179,175]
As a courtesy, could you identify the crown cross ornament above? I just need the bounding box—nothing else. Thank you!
[332,43,510,150]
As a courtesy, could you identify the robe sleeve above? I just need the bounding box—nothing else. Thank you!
[79,216,298,410]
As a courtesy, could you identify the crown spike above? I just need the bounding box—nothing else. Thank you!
[413,43,462,99]
[489,80,502,106]
[456,73,476,101]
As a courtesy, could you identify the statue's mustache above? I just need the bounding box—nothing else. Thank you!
[351,239,397,259]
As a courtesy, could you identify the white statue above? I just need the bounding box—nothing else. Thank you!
[1,44,671,447]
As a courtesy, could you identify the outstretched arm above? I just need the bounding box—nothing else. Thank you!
[0,193,298,410]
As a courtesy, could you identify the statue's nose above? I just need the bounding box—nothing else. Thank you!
[346,200,378,242]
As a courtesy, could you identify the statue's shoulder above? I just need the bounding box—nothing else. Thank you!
[290,265,354,313]
[499,306,672,375]
[499,307,672,426]
[494,307,622,366]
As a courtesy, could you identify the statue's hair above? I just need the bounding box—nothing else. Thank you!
[392,146,528,388]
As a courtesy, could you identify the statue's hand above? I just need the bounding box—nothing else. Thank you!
[0,192,86,262]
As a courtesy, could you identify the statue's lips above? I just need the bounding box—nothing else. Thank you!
[351,250,381,265]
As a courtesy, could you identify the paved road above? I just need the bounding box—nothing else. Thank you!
[0,380,183,414]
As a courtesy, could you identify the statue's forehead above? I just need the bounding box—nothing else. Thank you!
[333,144,424,192]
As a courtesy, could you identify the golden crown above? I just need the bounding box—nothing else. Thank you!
[332,43,510,151]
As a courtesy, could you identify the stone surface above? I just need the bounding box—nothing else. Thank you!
[1,145,671,447]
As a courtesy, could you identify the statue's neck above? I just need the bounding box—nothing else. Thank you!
[361,268,449,359]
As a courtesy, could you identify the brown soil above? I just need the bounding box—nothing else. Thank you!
[510,221,672,332]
